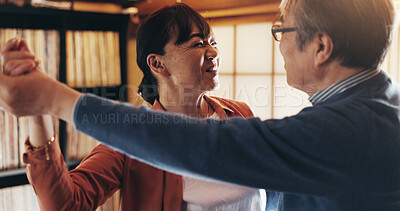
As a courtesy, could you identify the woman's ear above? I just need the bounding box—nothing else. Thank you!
[147,54,170,77]
[314,32,333,66]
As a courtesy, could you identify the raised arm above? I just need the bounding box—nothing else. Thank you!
[3,39,57,147]
[0,39,81,123]
[2,39,125,210]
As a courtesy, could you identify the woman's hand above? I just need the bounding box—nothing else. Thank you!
[1,39,39,76]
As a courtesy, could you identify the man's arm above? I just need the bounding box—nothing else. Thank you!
[0,65,366,196]
[0,69,80,123]
[73,94,368,196]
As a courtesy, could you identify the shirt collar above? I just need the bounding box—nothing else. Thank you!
[203,95,235,114]
[309,68,380,105]
[152,95,234,117]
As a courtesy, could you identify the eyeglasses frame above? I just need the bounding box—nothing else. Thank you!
[271,24,297,41]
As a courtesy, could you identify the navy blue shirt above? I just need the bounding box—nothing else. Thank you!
[74,70,400,210]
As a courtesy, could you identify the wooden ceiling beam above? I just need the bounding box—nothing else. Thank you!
[135,0,281,18]
[208,13,279,25]
[200,2,280,19]
[73,2,123,13]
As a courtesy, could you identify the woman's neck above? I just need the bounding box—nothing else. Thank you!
[158,86,213,118]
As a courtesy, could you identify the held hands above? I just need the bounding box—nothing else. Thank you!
[0,39,59,117]
[1,39,39,76]
[0,38,81,123]
[0,39,55,147]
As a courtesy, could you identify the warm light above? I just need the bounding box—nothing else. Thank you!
[123,7,138,15]
[123,7,140,24]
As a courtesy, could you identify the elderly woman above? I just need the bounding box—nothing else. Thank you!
[10,3,265,211]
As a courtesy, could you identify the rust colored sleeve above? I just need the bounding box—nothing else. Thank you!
[24,138,124,211]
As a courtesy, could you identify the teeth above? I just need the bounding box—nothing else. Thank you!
[207,68,216,72]
[205,66,217,73]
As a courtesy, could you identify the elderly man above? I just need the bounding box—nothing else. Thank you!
[0,0,399,210]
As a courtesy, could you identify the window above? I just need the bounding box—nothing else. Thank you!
[210,23,310,120]
[381,1,400,83]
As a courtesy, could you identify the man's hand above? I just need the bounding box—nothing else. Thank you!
[0,67,58,117]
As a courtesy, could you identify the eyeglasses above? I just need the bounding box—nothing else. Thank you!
[271,24,296,42]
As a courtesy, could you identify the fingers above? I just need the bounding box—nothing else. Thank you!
[2,51,35,62]
[9,61,38,77]
[1,39,36,76]
[1,38,33,54]
[3,59,38,76]
[18,39,32,53]
[0,39,21,54]
[1,39,35,62]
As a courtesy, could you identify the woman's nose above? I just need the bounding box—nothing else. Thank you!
[207,46,220,61]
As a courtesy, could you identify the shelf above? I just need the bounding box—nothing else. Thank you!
[0,160,83,189]
[74,85,127,101]
[0,168,28,189]
[0,5,128,190]
[0,4,128,31]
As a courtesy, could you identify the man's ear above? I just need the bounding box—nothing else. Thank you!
[314,32,333,66]
[147,54,170,77]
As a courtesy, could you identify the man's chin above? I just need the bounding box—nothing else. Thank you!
[286,80,302,90]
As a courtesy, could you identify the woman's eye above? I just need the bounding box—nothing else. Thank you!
[211,41,218,47]
[194,41,204,47]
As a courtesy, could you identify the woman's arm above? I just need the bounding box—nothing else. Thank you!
[25,140,124,210]
[1,38,123,210]
[28,115,53,147]
[24,114,124,210]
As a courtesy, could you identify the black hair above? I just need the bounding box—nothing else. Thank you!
[137,3,211,104]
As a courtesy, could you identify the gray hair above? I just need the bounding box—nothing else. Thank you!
[280,0,396,69]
